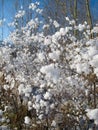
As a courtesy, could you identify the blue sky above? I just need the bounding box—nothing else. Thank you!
[0,0,98,40]
[90,0,98,21]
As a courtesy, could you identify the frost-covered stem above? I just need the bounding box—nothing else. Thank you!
[93,82,96,108]
[11,94,18,113]
[74,125,77,130]
[46,117,49,130]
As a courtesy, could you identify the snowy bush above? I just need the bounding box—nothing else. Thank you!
[0,1,98,130]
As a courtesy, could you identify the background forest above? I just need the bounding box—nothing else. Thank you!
[0,0,98,40]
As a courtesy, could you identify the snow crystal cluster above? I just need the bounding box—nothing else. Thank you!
[15,10,25,18]
[86,109,98,125]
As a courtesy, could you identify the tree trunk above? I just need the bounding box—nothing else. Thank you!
[86,0,93,38]
[74,0,77,36]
